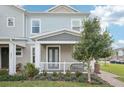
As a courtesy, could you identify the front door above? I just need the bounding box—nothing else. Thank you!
[48,47,59,69]
[1,48,9,69]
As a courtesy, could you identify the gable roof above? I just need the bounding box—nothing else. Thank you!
[13,5,26,11]
[30,28,81,40]
[46,5,80,13]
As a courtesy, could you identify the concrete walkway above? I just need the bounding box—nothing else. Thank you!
[97,71,124,87]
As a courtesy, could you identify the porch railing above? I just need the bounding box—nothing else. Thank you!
[39,62,88,73]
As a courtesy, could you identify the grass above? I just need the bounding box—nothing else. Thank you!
[101,63,124,82]
[0,80,110,87]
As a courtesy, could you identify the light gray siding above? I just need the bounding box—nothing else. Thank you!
[16,44,31,65]
[0,5,87,67]
[40,44,77,62]
[0,6,25,38]
[38,33,80,41]
[26,13,87,37]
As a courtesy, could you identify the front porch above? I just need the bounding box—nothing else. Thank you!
[31,29,94,73]
[34,43,88,73]
[0,40,25,75]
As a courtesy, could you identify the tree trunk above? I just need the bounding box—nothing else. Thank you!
[104,58,107,66]
[87,61,91,83]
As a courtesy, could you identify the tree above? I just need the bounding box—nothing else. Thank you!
[73,18,113,83]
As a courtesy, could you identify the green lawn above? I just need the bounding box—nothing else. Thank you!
[0,80,110,87]
[101,63,124,82]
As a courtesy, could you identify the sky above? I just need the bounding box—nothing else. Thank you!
[23,5,124,49]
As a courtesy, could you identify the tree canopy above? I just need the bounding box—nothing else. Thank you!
[73,18,113,62]
[73,17,113,82]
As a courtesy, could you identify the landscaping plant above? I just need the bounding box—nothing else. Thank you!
[73,18,113,83]
[24,63,39,78]
[0,69,8,76]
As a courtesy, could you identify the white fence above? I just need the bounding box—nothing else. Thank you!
[39,62,88,73]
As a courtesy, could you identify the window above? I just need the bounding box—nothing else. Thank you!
[7,17,15,27]
[31,19,41,34]
[16,48,23,57]
[31,47,35,63]
[71,19,82,31]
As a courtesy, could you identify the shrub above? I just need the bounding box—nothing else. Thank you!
[43,70,47,76]
[52,72,58,77]
[77,75,86,82]
[39,76,47,80]
[75,71,82,78]
[51,76,59,81]
[0,69,8,76]
[58,72,64,81]
[64,76,71,81]
[58,72,63,76]
[71,75,77,82]
[0,75,27,81]
[16,63,22,72]
[9,75,27,81]
[33,73,42,80]
[65,70,71,77]
[91,74,106,84]
[24,63,39,78]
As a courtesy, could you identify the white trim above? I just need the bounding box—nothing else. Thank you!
[13,5,26,11]
[16,47,23,57]
[37,41,78,44]
[31,18,41,35]
[27,12,89,15]
[23,13,25,37]
[9,42,16,75]
[46,45,61,70]
[46,5,80,12]
[30,46,35,63]
[7,17,15,27]
[0,48,1,69]
[0,42,10,44]
[71,19,82,31]
[35,42,41,68]
[0,37,27,40]
[30,28,80,40]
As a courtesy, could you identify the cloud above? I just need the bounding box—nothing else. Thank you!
[112,40,124,49]
[90,5,124,29]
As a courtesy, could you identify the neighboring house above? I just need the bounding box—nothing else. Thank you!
[111,48,124,61]
[0,5,94,75]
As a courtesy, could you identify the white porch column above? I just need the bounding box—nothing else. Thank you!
[35,42,41,68]
[9,42,16,75]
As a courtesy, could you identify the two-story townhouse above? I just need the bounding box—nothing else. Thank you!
[0,5,94,75]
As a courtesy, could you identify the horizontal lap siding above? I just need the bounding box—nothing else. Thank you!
[0,6,25,38]
[16,44,31,66]
[40,44,77,62]
[38,33,80,41]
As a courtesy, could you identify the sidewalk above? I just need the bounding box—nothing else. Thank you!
[98,71,124,87]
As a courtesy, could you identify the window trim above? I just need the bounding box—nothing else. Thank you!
[31,46,35,63]
[16,47,23,57]
[71,19,82,31]
[7,17,15,27]
[31,18,41,34]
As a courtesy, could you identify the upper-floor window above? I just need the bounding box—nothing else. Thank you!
[7,17,15,27]
[71,19,82,31]
[31,19,41,34]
